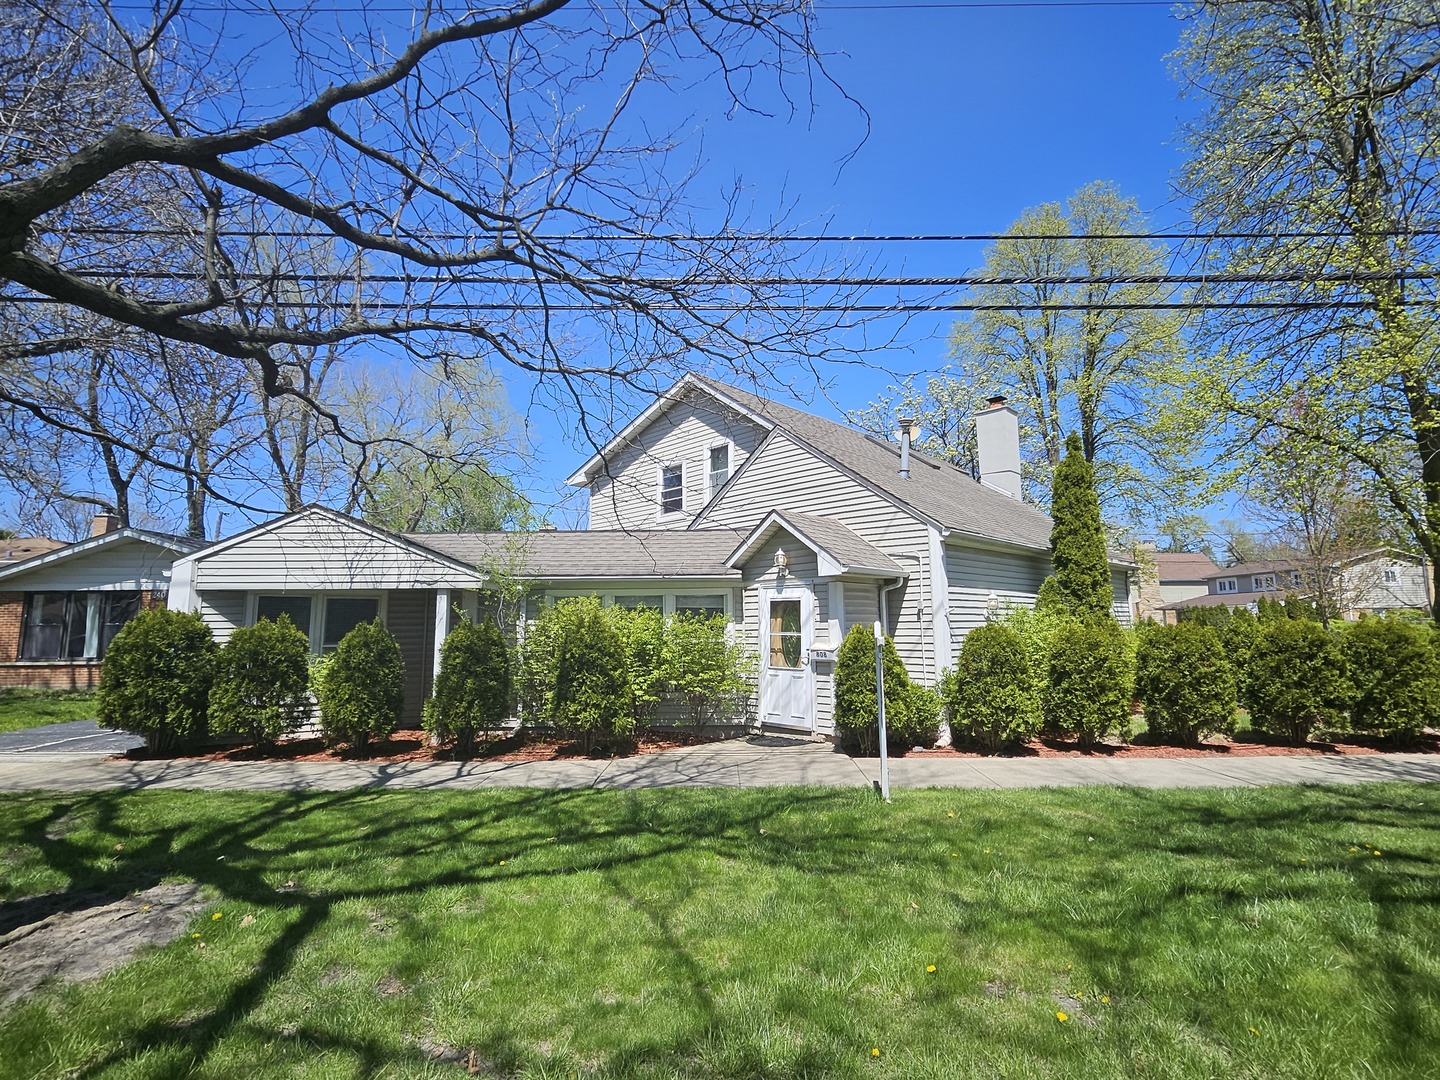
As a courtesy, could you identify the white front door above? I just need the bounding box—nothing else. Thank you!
[759,584,815,731]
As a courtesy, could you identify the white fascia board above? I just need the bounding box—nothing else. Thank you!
[0,529,194,585]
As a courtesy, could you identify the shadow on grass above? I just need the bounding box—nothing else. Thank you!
[2,782,1439,1077]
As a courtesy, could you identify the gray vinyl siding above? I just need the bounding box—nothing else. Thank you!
[843,580,880,638]
[1111,569,1134,628]
[586,391,768,530]
[386,589,434,728]
[198,590,248,644]
[192,516,479,592]
[5,540,183,591]
[705,433,935,681]
[945,543,1050,662]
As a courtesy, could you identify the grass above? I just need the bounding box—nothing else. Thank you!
[1,784,1438,1079]
[0,689,98,734]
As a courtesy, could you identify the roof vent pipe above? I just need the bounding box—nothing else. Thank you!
[895,415,919,481]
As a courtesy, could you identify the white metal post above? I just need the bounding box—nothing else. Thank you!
[873,620,890,802]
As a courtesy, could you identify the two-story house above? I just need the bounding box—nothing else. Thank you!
[166,375,1136,737]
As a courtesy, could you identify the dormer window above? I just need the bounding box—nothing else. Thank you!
[1252,574,1276,591]
[708,444,730,496]
[660,464,684,514]
[1216,578,1237,594]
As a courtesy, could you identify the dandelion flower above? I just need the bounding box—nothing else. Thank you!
[1349,846,1359,852]
[1373,851,1382,857]
[499,860,506,866]
[871,1048,880,1058]
[1100,995,1110,1005]
[947,812,955,819]
[951,852,958,858]
[926,965,936,973]
[1056,1012,1069,1023]
[983,848,991,855]
[140,904,151,912]
[212,912,223,921]
[1249,1027,1260,1036]
[192,933,201,939]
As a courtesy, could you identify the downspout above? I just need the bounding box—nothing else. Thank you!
[879,576,907,639]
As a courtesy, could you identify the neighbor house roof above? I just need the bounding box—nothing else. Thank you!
[0,537,66,564]
[0,527,206,585]
[726,511,907,578]
[690,376,1057,552]
[1158,590,1293,611]
[1153,551,1221,582]
[413,528,747,580]
[1207,560,1298,581]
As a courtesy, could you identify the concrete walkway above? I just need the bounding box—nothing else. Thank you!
[1,727,1438,792]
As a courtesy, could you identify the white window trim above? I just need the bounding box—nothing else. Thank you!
[541,589,733,620]
[1216,578,1237,594]
[1252,574,1276,591]
[247,591,389,655]
[657,461,686,519]
[705,438,734,504]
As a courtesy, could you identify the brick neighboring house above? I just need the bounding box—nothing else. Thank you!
[0,516,206,690]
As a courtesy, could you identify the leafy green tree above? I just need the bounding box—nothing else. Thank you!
[663,614,756,735]
[208,616,312,747]
[609,605,667,731]
[314,620,405,754]
[423,618,512,757]
[98,609,215,754]
[1040,433,1113,619]
[1134,623,1237,747]
[549,597,632,749]
[1173,1,1440,620]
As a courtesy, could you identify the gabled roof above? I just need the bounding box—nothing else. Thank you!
[177,505,486,582]
[727,511,907,578]
[1154,551,1221,582]
[1208,560,1298,580]
[0,527,205,584]
[414,528,746,580]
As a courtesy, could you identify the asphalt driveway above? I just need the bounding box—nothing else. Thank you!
[0,720,145,758]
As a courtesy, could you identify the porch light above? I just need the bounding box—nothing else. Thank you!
[986,592,1002,620]
[774,547,789,576]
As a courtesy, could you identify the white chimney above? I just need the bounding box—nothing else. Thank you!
[975,395,1022,500]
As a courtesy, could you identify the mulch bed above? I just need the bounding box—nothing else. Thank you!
[883,730,1440,760]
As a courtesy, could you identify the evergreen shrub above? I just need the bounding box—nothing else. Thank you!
[315,619,405,753]
[944,623,1037,752]
[1243,619,1350,745]
[98,608,216,754]
[1134,622,1236,746]
[1042,433,1113,619]
[549,597,632,748]
[423,618,512,756]
[208,616,312,746]
[1043,616,1135,748]
[1342,617,1440,743]
[834,623,938,754]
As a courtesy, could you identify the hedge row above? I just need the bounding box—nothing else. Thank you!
[98,608,406,756]
[939,607,1440,751]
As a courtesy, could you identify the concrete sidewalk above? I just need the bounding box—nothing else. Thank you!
[1,732,1438,792]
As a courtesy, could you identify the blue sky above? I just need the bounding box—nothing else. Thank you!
[521,0,1200,522]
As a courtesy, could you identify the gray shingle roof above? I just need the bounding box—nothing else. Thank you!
[1154,552,1222,582]
[410,529,746,580]
[744,511,906,575]
[694,376,1055,551]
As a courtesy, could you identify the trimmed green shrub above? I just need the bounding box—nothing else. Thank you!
[1243,619,1350,745]
[98,608,216,755]
[609,605,666,730]
[517,603,560,722]
[834,624,938,754]
[314,619,405,754]
[998,602,1069,710]
[1043,616,1135,748]
[1342,617,1440,743]
[423,618,511,756]
[663,613,755,734]
[208,616,312,746]
[549,597,632,748]
[945,623,1037,752]
[1134,622,1237,746]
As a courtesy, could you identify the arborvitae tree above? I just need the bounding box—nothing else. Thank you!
[1040,432,1112,619]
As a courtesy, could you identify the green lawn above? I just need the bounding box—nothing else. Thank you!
[1,784,1437,1079]
[0,690,98,734]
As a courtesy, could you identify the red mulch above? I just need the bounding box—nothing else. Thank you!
[135,730,723,765]
[886,730,1440,760]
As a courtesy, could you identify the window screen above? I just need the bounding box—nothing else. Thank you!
[675,594,726,618]
[660,465,683,513]
[20,592,79,660]
[708,445,730,493]
[256,595,314,638]
[322,597,380,651]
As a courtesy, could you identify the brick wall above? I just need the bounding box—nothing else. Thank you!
[0,591,20,664]
[0,661,104,690]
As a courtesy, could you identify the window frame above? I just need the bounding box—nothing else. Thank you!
[541,589,733,620]
[657,462,685,517]
[705,440,733,503]
[1252,574,1277,592]
[18,590,142,661]
[247,591,388,655]
[1215,578,1238,594]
